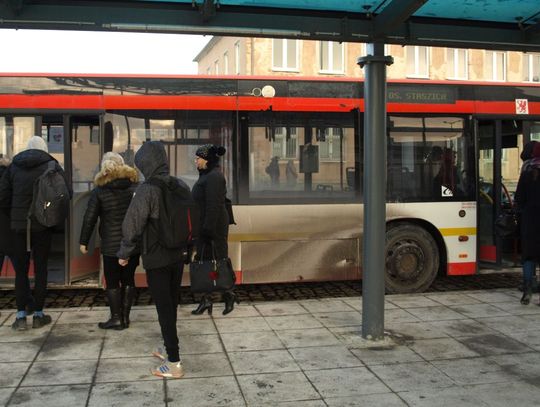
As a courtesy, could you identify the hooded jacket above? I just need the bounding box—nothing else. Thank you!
[79,164,138,256]
[117,141,189,269]
[0,149,71,232]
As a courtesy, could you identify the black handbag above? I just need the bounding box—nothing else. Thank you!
[189,244,236,293]
[494,211,518,237]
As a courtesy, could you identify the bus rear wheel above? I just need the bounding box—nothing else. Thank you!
[385,223,439,294]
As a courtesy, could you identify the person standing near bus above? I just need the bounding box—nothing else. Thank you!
[117,141,188,379]
[0,157,11,275]
[515,143,540,305]
[0,136,71,331]
[79,152,139,330]
[191,144,237,316]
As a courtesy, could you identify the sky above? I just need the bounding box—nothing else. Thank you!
[0,29,211,75]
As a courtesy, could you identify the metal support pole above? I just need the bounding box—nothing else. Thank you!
[357,43,393,340]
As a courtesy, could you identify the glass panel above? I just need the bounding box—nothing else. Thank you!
[273,38,283,68]
[0,117,8,158]
[286,39,297,69]
[320,41,329,71]
[496,52,505,80]
[13,117,34,156]
[387,116,475,202]
[72,124,100,193]
[406,46,415,74]
[485,51,494,80]
[457,49,467,78]
[332,42,343,71]
[248,112,355,200]
[419,47,428,76]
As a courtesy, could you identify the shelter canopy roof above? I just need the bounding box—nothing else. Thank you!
[1,0,539,51]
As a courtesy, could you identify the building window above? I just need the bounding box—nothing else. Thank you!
[447,48,468,80]
[272,39,299,71]
[485,51,506,81]
[271,127,298,159]
[406,46,429,78]
[319,41,344,73]
[214,60,219,75]
[206,67,211,75]
[523,53,540,82]
[223,52,229,75]
[318,128,343,161]
[234,41,240,75]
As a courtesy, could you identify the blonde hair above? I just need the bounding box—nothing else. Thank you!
[100,152,125,173]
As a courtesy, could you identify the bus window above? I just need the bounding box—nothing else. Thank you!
[247,112,356,201]
[387,115,475,202]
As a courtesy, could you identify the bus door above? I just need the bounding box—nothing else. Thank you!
[68,115,101,284]
[477,119,523,267]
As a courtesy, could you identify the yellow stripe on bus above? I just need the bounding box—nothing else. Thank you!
[439,227,477,236]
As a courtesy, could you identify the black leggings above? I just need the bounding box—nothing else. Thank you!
[146,262,183,363]
[102,255,139,289]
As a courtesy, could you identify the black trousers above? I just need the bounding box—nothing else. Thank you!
[11,229,53,312]
[146,262,183,363]
[102,255,139,289]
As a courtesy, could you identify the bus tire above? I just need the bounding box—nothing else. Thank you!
[385,223,439,294]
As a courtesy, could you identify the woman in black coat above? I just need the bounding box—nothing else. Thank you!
[0,157,10,274]
[191,144,237,315]
[80,152,139,329]
[515,143,540,305]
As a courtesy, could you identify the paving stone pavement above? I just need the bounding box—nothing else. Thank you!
[0,287,539,406]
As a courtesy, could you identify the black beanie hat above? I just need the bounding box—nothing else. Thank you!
[195,144,226,163]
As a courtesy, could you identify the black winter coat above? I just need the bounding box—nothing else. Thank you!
[192,165,229,260]
[0,164,11,253]
[117,141,188,270]
[80,165,138,256]
[515,166,540,261]
[0,149,71,232]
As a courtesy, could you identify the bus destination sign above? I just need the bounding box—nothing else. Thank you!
[388,86,456,104]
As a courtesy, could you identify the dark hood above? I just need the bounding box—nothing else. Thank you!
[134,141,169,179]
[12,149,54,169]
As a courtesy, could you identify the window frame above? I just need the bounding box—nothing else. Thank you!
[446,48,468,80]
[272,38,300,72]
[523,53,540,82]
[318,41,345,74]
[485,50,507,82]
[406,46,430,79]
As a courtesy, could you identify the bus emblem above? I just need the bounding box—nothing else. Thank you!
[516,99,529,115]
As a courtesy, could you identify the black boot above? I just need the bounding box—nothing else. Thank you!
[521,282,533,305]
[122,286,136,328]
[191,295,213,315]
[223,291,239,315]
[99,289,125,330]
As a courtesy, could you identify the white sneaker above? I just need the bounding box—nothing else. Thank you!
[151,360,184,379]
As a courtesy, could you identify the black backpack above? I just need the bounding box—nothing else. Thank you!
[29,161,70,228]
[147,177,199,249]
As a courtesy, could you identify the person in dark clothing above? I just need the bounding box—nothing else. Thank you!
[0,136,72,331]
[80,152,139,330]
[515,142,540,305]
[0,157,11,274]
[191,144,237,316]
[117,141,187,379]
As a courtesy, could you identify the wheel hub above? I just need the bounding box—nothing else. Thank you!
[387,242,424,280]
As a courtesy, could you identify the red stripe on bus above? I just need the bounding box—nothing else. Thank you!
[479,245,497,262]
[447,262,476,275]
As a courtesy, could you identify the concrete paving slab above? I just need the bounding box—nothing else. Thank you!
[38,335,102,361]
[350,345,423,365]
[305,366,389,398]
[424,293,482,306]
[2,311,61,326]
[384,309,421,324]
[214,316,271,334]
[237,372,319,405]
[0,324,51,343]
[220,331,284,352]
[457,333,533,356]
[89,381,166,407]
[427,319,497,337]
[299,299,356,313]
[229,349,299,374]
[504,328,540,350]
[385,321,449,340]
[369,362,455,392]
[432,356,511,385]
[0,361,30,387]
[56,310,109,325]
[387,295,442,308]
[404,306,465,322]
[288,345,363,370]
[101,325,162,359]
[474,315,538,334]
[0,341,42,362]
[166,376,245,406]
[0,388,14,406]
[8,384,90,407]
[468,291,517,303]
[449,303,512,318]
[275,327,341,348]
[258,401,325,407]
[489,351,540,382]
[22,359,97,386]
[312,311,362,328]
[95,357,161,383]
[181,352,233,378]
[490,301,540,315]
[325,393,407,407]
[177,318,218,335]
[264,314,323,330]
[255,302,307,316]
[407,337,480,360]
[179,334,224,354]
[212,304,261,318]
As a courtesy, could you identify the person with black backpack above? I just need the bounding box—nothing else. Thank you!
[117,141,196,379]
[0,136,71,331]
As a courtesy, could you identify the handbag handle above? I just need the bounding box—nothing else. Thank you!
[199,241,217,263]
